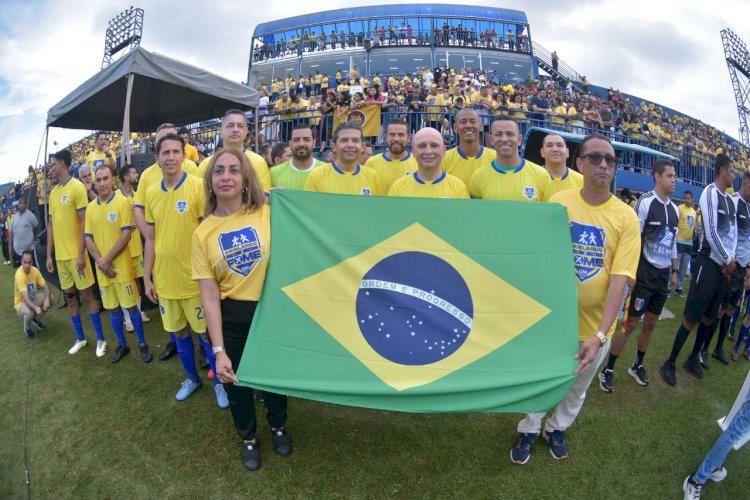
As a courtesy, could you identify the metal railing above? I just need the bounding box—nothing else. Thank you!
[532,41,583,86]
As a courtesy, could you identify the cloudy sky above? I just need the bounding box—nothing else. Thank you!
[1,0,748,183]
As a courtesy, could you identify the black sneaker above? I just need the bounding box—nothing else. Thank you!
[31,318,46,330]
[139,343,153,363]
[111,345,130,364]
[699,349,710,369]
[660,360,677,386]
[510,432,538,465]
[685,355,704,379]
[627,364,649,386]
[270,427,293,457]
[158,341,177,361]
[242,440,261,471]
[712,349,730,365]
[598,369,615,392]
[676,289,686,298]
[543,429,569,460]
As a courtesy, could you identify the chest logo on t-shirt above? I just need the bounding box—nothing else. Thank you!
[27,283,36,301]
[361,188,372,196]
[686,215,695,229]
[175,200,188,214]
[654,227,675,255]
[570,220,607,283]
[108,212,117,223]
[61,194,68,204]
[523,187,537,201]
[218,226,263,277]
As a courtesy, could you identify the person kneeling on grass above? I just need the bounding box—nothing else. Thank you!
[15,250,50,338]
[192,147,292,471]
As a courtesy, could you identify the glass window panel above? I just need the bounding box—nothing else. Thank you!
[369,49,433,77]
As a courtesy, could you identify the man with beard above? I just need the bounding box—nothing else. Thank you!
[441,108,495,188]
[364,120,418,193]
[271,125,329,190]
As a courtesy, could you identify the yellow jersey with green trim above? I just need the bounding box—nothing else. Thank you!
[270,159,328,190]
[197,149,271,193]
[144,172,205,299]
[364,152,418,193]
[49,177,89,260]
[133,160,199,208]
[304,162,381,195]
[551,189,640,340]
[388,171,469,199]
[84,191,134,286]
[14,266,45,311]
[677,203,697,244]
[548,167,584,195]
[119,188,142,258]
[469,159,552,202]
[192,205,270,301]
[440,145,495,188]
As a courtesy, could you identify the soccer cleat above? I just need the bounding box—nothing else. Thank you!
[242,440,261,471]
[628,364,650,386]
[660,361,677,386]
[510,432,538,465]
[139,344,153,363]
[214,384,230,409]
[598,369,615,392]
[684,355,704,379]
[175,378,202,401]
[710,467,727,482]
[543,430,568,460]
[141,311,150,323]
[111,345,130,364]
[712,349,729,365]
[95,340,108,358]
[271,427,293,456]
[124,322,134,333]
[24,328,35,339]
[158,341,177,361]
[683,475,703,499]
[68,339,88,355]
[31,318,45,330]
[699,350,710,369]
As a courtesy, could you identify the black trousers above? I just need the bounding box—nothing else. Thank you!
[1,239,9,262]
[221,298,287,441]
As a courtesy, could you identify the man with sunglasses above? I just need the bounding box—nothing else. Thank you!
[511,135,639,464]
[660,154,737,386]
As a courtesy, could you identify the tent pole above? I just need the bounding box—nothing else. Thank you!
[43,127,49,224]
[122,73,135,166]
[254,107,259,153]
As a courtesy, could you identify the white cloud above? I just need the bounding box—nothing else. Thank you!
[1,0,748,183]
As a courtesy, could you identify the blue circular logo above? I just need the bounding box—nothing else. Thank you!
[356,251,473,365]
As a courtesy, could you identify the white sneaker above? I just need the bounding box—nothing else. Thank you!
[141,311,150,323]
[96,340,107,357]
[683,476,702,500]
[68,339,88,354]
[125,321,134,332]
[710,467,727,482]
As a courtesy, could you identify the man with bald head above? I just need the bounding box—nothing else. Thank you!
[388,128,469,198]
[440,108,495,187]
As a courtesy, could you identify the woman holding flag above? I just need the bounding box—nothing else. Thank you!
[192,147,291,471]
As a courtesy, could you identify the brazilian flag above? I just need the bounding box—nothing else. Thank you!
[237,190,578,413]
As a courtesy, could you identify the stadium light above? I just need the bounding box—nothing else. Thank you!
[101,6,145,69]
[721,28,750,146]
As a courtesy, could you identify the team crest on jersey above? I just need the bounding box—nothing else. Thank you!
[361,188,372,196]
[107,212,117,223]
[687,215,695,229]
[175,200,188,214]
[218,226,262,277]
[570,220,606,283]
[654,227,675,255]
[523,186,537,201]
[61,194,68,204]
[633,297,645,311]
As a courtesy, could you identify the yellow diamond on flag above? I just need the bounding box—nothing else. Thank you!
[283,223,551,391]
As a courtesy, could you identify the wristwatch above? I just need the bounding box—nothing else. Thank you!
[594,331,608,346]
[212,345,225,355]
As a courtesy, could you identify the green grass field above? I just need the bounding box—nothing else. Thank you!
[1,262,748,499]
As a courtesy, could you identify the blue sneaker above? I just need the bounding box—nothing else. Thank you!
[32,318,45,330]
[175,378,202,401]
[214,384,229,409]
[543,429,569,460]
[24,328,35,339]
[510,432,538,464]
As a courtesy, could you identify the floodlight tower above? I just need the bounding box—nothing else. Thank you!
[102,6,144,68]
[721,28,750,146]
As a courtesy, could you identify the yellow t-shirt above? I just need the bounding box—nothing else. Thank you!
[470,159,551,202]
[364,152,418,193]
[424,93,447,121]
[184,143,200,163]
[548,167,584,196]
[85,150,114,170]
[440,145,495,188]
[133,160,199,209]
[274,98,295,119]
[14,266,45,312]
[192,205,270,301]
[119,188,142,258]
[304,163,381,195]
[552,105,568,124]
[508,102,528,119]
[197,150,271,194]
[84,191,134,286]
[144,172,206,300]
[49,177,89,261]
[677,203,697,243]
[550,189,640,340]
[36,179,51,205]
[388,171,469,199]
[270,159,327,190]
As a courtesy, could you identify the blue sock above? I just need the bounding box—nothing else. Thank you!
[169,332,177,344]
[71,314,85,341]
[175,335,200,383]
[130,308,146,344]
[90,312,104,341]
[199,335,220,386]
[109,309,128,348]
